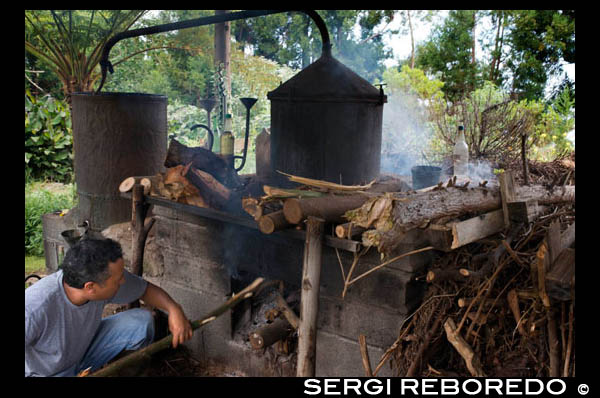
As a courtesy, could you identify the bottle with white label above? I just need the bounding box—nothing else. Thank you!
[453,125,469,176]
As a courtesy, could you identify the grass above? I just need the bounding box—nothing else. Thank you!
[25,180,76,257]
[25,255,46,275]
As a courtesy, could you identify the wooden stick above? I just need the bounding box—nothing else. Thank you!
[346,247,434,287]
[358,334,373,377]
[406,315,444,377]
[274,292,300,330]
[507,289,528,336]
[443,317,486,377]
[297,217,325,377]
[335,222,366,239]
[88,278,265,377]
[562,300,574,377]
[547,306,560,377]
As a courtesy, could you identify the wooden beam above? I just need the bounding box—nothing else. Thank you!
[499,171,516,228]
[297,217,325,377]
[425,209,504,251]
[507,199,539,223]
[546,248,575,301]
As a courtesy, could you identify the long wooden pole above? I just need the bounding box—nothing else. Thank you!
[88,278,264,377]
[296,217,325,377]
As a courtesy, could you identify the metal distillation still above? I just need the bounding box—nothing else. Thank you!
[95,10,329,173]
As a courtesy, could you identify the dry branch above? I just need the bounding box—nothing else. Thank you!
[444,317,486,377]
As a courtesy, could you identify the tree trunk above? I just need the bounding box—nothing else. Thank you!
[348,184,575,254]
[283,194,371,224]
[407,11,415,68]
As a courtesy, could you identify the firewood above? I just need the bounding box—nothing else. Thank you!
[258,210,290,234]
[283,194,370,224]
[443,317,486,377]
[183,166,230,210]
[346,183,574,254]
[164,138,241,188]
[119,176,153,195]
[358,334,373,377]
[242,197,263,220]
[335,222,366,239]
[249,318,292,349]
[274,291,300,330]
[507,289,528,336]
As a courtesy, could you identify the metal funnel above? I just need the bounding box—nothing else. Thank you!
[235,98,258,172]
[198,97,218,112]
[240,97,258,111]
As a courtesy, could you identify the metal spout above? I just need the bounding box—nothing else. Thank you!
[234,97,258,172]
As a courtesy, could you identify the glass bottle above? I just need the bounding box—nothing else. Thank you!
[453,125,469,176]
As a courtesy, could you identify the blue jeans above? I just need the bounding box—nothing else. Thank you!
[54,308,155,376]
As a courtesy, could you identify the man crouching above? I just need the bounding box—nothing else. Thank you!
[25,238,193,376]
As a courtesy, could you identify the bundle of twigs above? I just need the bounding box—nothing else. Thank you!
[372,201,574,378]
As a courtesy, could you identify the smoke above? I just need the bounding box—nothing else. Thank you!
[380,90,497,185]
[380,90,434,176]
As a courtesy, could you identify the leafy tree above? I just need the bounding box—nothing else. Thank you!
[503,10,575,101]
[25,10,147,101]
[233,10,392,82]
[416,10,482,103]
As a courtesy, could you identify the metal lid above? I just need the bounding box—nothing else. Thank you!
[267,53,386,104]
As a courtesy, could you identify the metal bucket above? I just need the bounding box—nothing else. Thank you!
[71,92,167,232]
[411,165,441,189]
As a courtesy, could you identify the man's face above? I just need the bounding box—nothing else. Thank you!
[87,258,126,301]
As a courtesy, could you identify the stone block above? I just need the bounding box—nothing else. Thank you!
[315,330,393,377]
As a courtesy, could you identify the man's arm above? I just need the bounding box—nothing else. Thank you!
[140,282,193,348]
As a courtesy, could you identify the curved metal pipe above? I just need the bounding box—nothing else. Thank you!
[190,123,214,151]
[96,10,330,93]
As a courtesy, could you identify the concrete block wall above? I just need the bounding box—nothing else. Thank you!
[148,204,434,376]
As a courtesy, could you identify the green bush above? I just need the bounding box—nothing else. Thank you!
[25,90,73,183]
[25,182,75,256]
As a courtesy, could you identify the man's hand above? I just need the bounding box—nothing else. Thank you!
[140,282,193,348]
[168,305,193,348]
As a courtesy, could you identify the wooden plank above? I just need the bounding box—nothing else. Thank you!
[499,171,517,228]
[507,199,539,223]
[451,209,505,250]
[547,221,562,266]
[546,248,575,301]
[424,209,504,251]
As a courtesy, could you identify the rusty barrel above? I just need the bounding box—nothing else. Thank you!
[71,92,167,232]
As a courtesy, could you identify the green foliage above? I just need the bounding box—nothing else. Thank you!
[505,10,575,100]
[25,90,73,183]
[416,10,482,102]
[381,65,574,165]
[25,182,76,256]
[25,10,147,97]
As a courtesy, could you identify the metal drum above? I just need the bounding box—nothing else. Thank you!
[71,92,167,232]
[267,52,386,186]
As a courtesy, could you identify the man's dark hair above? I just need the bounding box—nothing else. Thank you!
[60,238,123,288]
